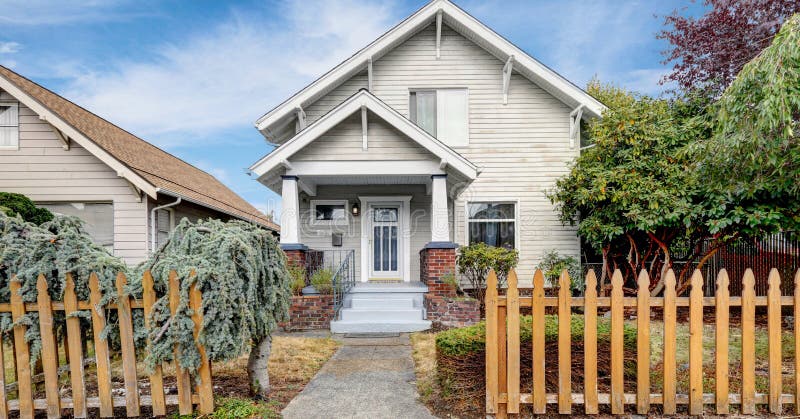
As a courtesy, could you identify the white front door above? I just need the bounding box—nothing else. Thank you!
[368,204,402,280]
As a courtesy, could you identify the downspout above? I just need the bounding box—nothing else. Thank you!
[150,196,181,253]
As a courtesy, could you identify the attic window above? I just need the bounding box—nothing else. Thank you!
[410,89,469,147]
[0,103,19,150]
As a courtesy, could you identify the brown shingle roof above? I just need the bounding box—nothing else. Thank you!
[0,65,278,231]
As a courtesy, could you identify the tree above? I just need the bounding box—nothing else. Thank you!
[0,192,53,224]
[659,0,800,95]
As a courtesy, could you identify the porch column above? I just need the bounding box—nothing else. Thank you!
[280,175,301,245]
[431,174,450,242]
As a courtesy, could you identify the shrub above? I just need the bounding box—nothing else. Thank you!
[310,268,334,295]
[288,265,306,296]
[536,250,583,294]
[457,243,518,303]
[0,192,53,225]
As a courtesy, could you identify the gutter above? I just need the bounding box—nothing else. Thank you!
[150,196,181,253]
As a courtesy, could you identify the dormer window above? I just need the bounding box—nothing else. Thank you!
[409,88,468,147]
[0,102,19,150]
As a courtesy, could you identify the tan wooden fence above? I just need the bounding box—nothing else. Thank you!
[0,270,213,419]
[485,267,800,417]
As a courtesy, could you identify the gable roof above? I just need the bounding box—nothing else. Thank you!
[0,65,278,231]
[249,89,479,181]
[255,0,605,137]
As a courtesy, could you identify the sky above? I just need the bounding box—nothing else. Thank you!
[0,0,705,222]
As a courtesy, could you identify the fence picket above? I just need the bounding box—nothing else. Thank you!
[741,269,756,414]
[795,269,800,415]
[116,273,141,417]
[715,269,730,414]
[10,277,33,419]
[583,271,599,415]
[662,269,677,415]
[505,270,520,414]
[169,271,194,415]
[484,269,499,415]
[497,296,507,419]
[88,273,114,417]
[142,271,166,416]
[689,270,704,415]
[531,269,546,414]
[767,269,782,414]
[610,270,624,414]
[636,270,650,414]
[0,327,7,419]
[558,270,572,414]
[190,281,215,414]
[65,274,88,418]
[35,275,60,419]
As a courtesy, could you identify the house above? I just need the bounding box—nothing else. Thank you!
[250,0,604,332]
[0,66,278,265]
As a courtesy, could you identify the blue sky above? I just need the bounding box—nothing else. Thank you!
[0,0,704,221]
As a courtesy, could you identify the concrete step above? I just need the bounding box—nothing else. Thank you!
[330,319,432,334]
[350,297,415,309]
[339,307,423,322]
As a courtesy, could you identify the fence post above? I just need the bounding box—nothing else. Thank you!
[715,269,730,414]
[558,270,572,414]
[116,272,141,417]
[485,269,499,416]
[531,269,546,414]
[35,275,60,419]
[794,269,800,415]
[662,270,677,415]
[609,270,624,414]
[89,273,114,417]
[190,280,215,414]
[505,270,520,414]
[688,270,704,415]
[741,269,756,415]
[169,270,194,415]
[636,270,650,414]
[583,270,598,414]
[0,310,7,418]
[10,277,33,419]
[142,271,167,416]
[64,274,87,418]
[767,268,782,414]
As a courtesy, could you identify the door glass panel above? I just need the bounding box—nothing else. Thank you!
[390,226,397,270]
[373,208,398,222]
[382,226,390,270]
[373,226,381,270]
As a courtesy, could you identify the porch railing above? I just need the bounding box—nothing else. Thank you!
[331,250,356,317]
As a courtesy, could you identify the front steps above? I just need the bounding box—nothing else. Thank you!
[330,282,431,333]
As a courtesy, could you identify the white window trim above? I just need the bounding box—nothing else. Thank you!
[0,102,20,151]
[155,207,175,246]
[408,87,470,147]
[464,199,520,250]
[309,199,350,227]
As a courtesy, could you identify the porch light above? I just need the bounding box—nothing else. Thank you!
[351,202,360,217]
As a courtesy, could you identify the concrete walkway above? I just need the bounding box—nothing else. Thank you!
[281,334,436,419]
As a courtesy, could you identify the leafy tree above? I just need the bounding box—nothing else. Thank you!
[535,250,582,294]
[659,0,800,95]
[457,243,518,303]
[0,192,53,225]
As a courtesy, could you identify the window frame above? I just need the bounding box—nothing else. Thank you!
[464,200,519,250]
[38,201,115,250]
[408,88,469,147]
[0,101,20,151]
[155,207,175,248]
[309,199,350,227]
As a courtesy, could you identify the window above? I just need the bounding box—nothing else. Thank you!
[39,202,114,250]
[410,89,468,147]
[155,208,174,248]
[0,102,19,149]
[310,200,348,226]
[467,202,516,249]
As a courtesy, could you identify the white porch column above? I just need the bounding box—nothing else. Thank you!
[431,174,450,242]
[280,175,301,244]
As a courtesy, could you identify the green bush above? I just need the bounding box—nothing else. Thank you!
[288,265,306,296]
[536,250,583,294]
[436,314,636,357]
[0,192,53,225]
[310,268,334,295]
[457,243,518,303]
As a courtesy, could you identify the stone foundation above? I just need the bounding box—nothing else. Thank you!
[420,243,480,328]
[281,295,335,331]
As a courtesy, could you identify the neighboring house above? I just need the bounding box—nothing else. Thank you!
[250,0,604,332]
[0,66,278,265]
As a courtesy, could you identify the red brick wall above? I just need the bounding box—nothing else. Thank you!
[420,247,479,328]
[424,296,480,328]
[283,249,307,268]
[420,247,458,298]
[280,295,335,331]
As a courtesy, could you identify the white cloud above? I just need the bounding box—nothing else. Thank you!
[0,42,21,54]
[620,68,675,96]
[61,0,398,146]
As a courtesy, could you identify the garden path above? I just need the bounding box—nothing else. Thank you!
[281,333,436,419]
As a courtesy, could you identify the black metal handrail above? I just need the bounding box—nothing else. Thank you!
[331,250,356,317]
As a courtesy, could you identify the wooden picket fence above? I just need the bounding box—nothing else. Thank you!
[485,266,800,417]
[0,270,213,419]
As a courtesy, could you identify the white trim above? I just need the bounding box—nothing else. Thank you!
[435,9,443,59]
[286,160,444,177]
[358,195,412,283]
[502,55,514,105]
[0,76,158,198]
[0,101,19,150]
[361,105,368,150]
[309,199,350,227]
[254,0,604,134]
[249,90,478,180]
[463,199,520,250]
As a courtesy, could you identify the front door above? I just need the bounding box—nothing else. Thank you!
[369,204,402,281]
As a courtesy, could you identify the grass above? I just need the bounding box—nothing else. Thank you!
[410,332,437,403]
